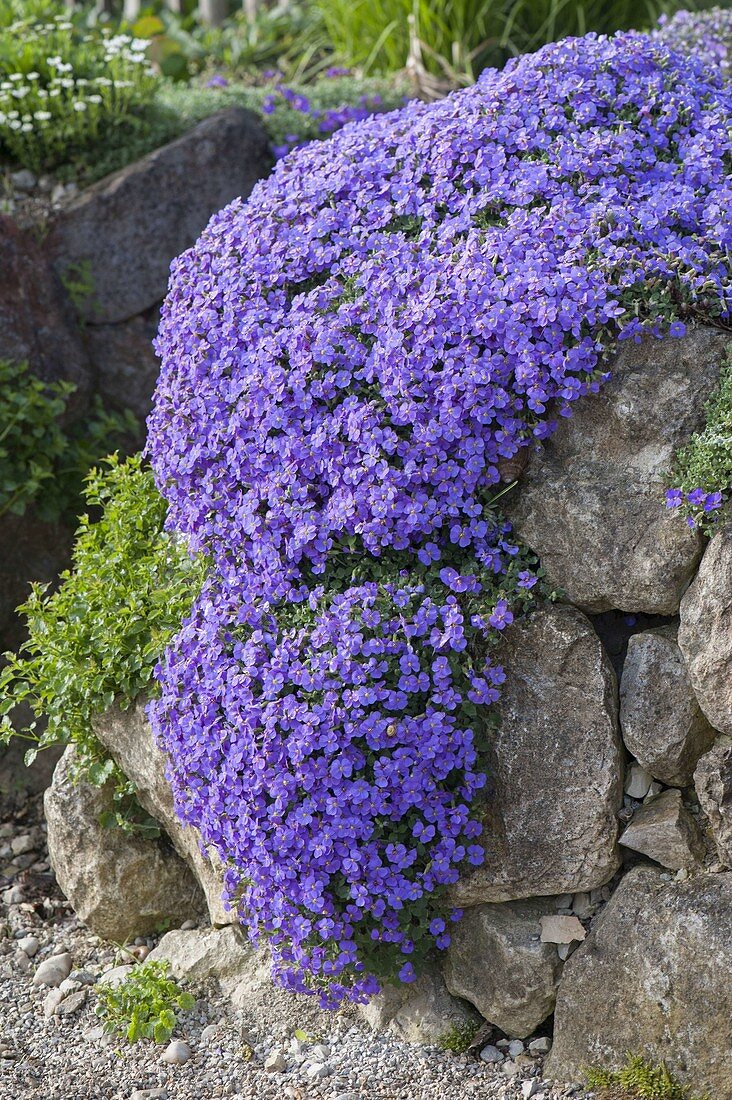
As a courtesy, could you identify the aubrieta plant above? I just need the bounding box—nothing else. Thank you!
[146,27,731,1007]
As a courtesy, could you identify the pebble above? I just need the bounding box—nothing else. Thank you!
[9,170,37,192]
[306,1061,331,1079]
[161,1039,192,1065]
[180,919,198,930]
[625,762,653,799]
[523,1083,543,1100]
[131,1091,168,1100]
[200,1024,221,1043]
[508,1039,525,1058]
[539,915,586,945]
[263,1050,287,1072]
[56,990,87,1016]
[502,1060,521,1078]
[43,989,65,1018]
[480,1045,504,1063]
[310,1042,331,1060]
[18,935,39,958]
[529,1037,553,1055]
[33,952,73,988]
[97,964,134,986]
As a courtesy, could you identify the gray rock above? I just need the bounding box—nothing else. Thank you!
[17,935,39,958]
[620,627,715,786]
[10,169,37,192]
[44,747,204,941]
[33,952,72,988]
[93,699,229,925]
[679,527,732,736]
[619,788,705,870]
[452,606,623,905]
[361,964,480,1046]
[547,866,732,1096]
[55,989,87,1016]
[480,1045,504,1063]
[131,1090,168,1100]
[505,328,729,613]
[96,964,134,987]
[695,737,732,867]
[444,898,562,1038]
[528,1037,552,1055]
[264,1051,287,1073]
[147,926,255,987]
[84,313,161,437]
[47,109,271,324]
[43,988,64,1018]
[160,1039,191,1065]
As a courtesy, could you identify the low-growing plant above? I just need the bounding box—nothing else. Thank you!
[586,1054,709,1100]
[0,455,206,827]
[0,10,157,174]
[666,347,732,530]
[94,960,195,1044]
[0,358,136,522]
[437,1020,481,1054]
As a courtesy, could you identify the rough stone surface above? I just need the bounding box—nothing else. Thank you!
[33,952,72,988]
[695,737,732,867]
[547,866,732,1097]
[538,916,586,945]
[47,109,272,324]
[619,789,705,870]
[452,605,623,906]
[93,698,230,925]
[679,526,732,736]
[84,312,161,440]
[361,965,480,1046]
[44,747,204,940]
[444,898,563,1038]
[620,627,715,786]
[506,328,729,614]
[147,926,254,987]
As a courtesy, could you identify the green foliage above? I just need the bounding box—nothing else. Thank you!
[80,73,406,183]
[437,1020,481,1054]
[670,347,732,531]
[0,359,136,523]
[94,960,195,1044]
[586,1054,709,1100]
[0,8,157,174]
[0,456,206,819]
[316,0,720,80]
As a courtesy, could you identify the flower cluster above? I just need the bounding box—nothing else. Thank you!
[0,16,155,173]
[261,81,400,159]
[148,31,731,1005]
[655,7,732,80]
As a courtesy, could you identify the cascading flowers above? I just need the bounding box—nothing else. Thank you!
[147,29,732,1005]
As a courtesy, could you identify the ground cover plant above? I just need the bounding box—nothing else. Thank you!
[94,960,195,1044]
[586,1054,710,1100]
[143,25,731,1008]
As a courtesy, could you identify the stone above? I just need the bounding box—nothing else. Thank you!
[619,788,705,870]
[694,737,732,867]
[17,935,39,958]
[263,1051,287,1073]
[147,926,255,987]
[679,527,732,736]
[361,964,480,1046]
[528,1037,552,1055]
[624,762,653,799]
[538,916,586,945]
[547,866,732,1096]
[160,1040,191,1065]
[480,1045,504,1063]
[44,747,204,941]
[55,989,87,1016]
[453,606,623,905]
[11,835,34,856]
[10,169,37,192]
[93,699,229,925]
[33,952,72,988]
[131,1091,168,1100]
[96,965,134,987]
[444,898,562,1038]
[47,109,271,324]
[43,989,64,1018]
[523,1082,542,1100]
[620,627,716,786]
[508,1040,525,1058]
[84,312,161,437]
[306,1062,330,1080]
[505,328,729,613]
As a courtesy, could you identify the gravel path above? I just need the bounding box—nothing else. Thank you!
[0,796,595,1100]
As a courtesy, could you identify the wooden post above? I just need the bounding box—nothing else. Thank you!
[198,0,229,27]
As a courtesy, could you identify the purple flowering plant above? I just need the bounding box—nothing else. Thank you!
[147,29,731,1005]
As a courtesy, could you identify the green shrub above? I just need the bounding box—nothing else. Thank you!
[94,960,195,1043]
[0,358,136,523]
[0,455,205,828]
[0,9,157,174]
[586,1054,709,1100]
[668,347,732,531]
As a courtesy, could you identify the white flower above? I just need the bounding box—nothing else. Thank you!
[21,122,32,132]
[34,110,51,121]
[73,101,87,112]
[88,94,102,104]
[26,72,40,81]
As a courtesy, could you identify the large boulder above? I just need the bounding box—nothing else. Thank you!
[44,746,204,941]
[620,626,715,787]
[443,898,562,1038]
[695,737,732,867]
[679,527,732,736]
[452,605,623,905]
[547,866,732,1097]
[93,699,230,925]
[84,313,161,440]
[505,328,729,614]
[46,109,272,324]
[618,789,705,871]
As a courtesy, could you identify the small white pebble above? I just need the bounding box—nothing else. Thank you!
[160,1040,191,1065]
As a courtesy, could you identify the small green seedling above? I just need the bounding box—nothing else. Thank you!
[585,1054,709,1100]
[94,960,195,1044]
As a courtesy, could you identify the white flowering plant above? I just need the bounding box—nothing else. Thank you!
[0,12,157,174]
